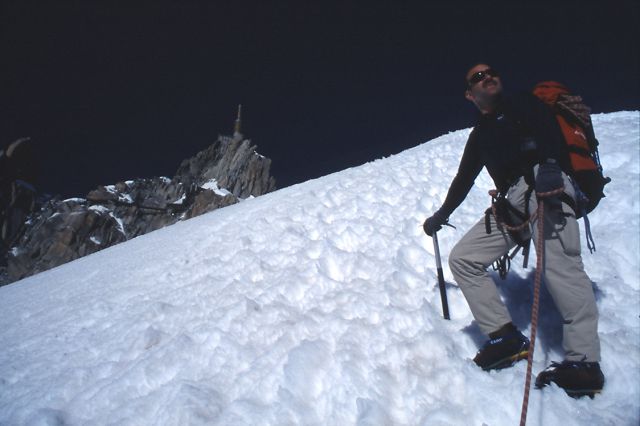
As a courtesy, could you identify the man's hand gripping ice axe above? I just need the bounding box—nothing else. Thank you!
[423,211,455,320]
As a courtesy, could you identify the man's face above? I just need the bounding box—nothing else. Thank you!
[465,64,503,111]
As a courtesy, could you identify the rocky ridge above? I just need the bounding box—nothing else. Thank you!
[2,133,276,285]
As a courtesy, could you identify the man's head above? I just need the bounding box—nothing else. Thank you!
[464,63,503,114]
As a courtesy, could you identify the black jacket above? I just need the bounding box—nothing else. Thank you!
[439,91,568,218]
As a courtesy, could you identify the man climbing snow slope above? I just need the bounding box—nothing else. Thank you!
[422,63,604,398]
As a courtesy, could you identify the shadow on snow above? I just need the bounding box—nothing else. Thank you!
[461,269,603,364]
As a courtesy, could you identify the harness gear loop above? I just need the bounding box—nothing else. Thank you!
[485,187,536,278]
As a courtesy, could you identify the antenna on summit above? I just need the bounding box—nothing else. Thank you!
[233,104,243,139]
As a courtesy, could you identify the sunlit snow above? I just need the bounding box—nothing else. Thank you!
[0,112,638,425]
[201,179,232,197]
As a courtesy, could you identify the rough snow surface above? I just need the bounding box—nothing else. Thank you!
[0,111,638,425]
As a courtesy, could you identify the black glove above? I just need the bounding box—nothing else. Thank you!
[535,160,563,194]
[423,210,448,237]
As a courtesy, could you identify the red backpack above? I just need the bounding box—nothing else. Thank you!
[532,81,610,215]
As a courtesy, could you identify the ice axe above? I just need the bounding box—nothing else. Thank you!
[432,225,453,320]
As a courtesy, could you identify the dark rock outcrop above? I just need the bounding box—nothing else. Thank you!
[7,198,128,279]
[1,133,275,285]
[174,135,276,198]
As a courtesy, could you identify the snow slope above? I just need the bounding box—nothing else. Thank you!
[1,111,638,426]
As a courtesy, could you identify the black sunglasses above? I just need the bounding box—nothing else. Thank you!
[467,68,499,86]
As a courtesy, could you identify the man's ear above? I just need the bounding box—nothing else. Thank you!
[464,89,474,102]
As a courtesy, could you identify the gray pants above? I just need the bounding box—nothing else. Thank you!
[449,174,601,362]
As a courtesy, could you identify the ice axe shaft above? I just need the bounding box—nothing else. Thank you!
[432,231,450,320]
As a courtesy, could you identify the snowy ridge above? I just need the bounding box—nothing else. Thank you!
[0,112,638,425]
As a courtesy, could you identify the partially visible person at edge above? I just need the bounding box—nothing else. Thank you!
[422,64,604,398]
[0,138,37,259]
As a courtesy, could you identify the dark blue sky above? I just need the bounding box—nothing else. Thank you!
[2,1,638,197]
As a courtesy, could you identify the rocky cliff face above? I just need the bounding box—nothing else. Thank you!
[2,134,276,285]
[175,135,276,198]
